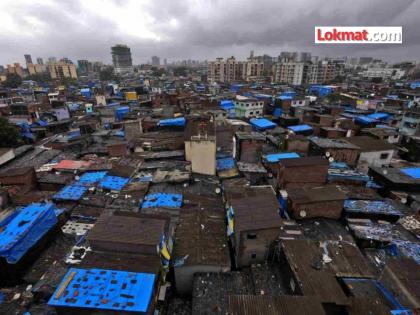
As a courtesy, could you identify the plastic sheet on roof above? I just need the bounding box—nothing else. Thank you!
[288,124,313,132]
[400,168,420,179]
[265,152,299,163]
[53,183,88,201]
[217,158,236,171]
[141,193,183,209]
[48,268,155,313]
[0,203,57,263]
[158,117,186,127]
[78,171,108,184]
[250,118,277,130]
[98,175,130,191]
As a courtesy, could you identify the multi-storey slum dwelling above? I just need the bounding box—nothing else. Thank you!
[224,185,281,267]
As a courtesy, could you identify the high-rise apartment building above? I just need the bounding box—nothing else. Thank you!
[24,54,33,66]
[111,44,133,73]
[48,61,78,80]
[207,52,264,83]
[37,57,44,65]
[151,56,160,66]
[272,60,343,85]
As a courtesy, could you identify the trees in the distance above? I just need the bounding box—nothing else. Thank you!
[0,117,22,147]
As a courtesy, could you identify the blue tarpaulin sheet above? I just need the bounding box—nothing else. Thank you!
[53,183,88,201]
[308,85,334,97]
[67,130,81,140]
[278,95,293,101]
[273,108,282,118]
[141,193,183,208]
[115,106,130,121]
[0,203,57,263]
[355,116,377,125]
[48,268,155,313]
[391,240,420,264]
[344,200,402,217]
[409,82,420,89]
[250,118,277,130]
[220,100,234,110]
[265,152,299,163]
[99,175,130,191]
[366,113,390,121]
[217,158,236,171]
[288,124,313,133]
[158,117,185,127]
[78,171,108,184]
[401,168,420,179]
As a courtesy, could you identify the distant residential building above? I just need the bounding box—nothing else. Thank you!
[27,63,46,76]
[48,62,78,80]
[36,57,44,65]
[234,95,264,118]
[163,58,167,66]
[307,60,344,84]
[24,54,33,66]
[151,56,160,66]
[299,52,312,62]
[272,59,343,85]
[111,44,133,73]
[48,57,57,63]
[207,52,263,83]
[77,60,92,74]
[243,51,264,82]
[359,57,373,65]
[279,51,298,62]
[6,63,24,77]
[272,62,306,85]
[362,68,405,80]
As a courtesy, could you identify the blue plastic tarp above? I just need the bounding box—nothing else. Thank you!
[250,118,277,130]
[141,193,183,208]
[217,158,236,171]
[220,100,234,110]
[355,116,377,125]
[344,200,402,217]
[99,175,130,191]
[273,108,282,118]
[366,113,390,121]
[158,117,185,127]
[48,268,155,313]
[288,124,313,133]
[265,152,299,163]
[53,183,88,201]
[78,171,108,184]
[0,203,57,263]
[115,106,130,121]
[400,168,420,179]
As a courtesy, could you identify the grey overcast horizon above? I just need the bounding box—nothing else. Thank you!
[0,0,419,65]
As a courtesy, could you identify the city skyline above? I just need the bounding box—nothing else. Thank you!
[0,0,419,66]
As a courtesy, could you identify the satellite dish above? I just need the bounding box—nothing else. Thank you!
[325,151,331,157]
[215,187,221,194]
[300,210,307,218]
[328,157,334,163]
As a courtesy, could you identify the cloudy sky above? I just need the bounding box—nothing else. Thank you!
[0,0,419,66]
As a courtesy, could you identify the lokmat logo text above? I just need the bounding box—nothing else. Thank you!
[315,27,402,44]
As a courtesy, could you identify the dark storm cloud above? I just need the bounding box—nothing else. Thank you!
[0,0,419,65]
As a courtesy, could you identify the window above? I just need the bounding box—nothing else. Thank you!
[250,111,254,115]
[255,111,260,114]
[380,153,389,160]
[247,233,257,239]
[251,253,257,259]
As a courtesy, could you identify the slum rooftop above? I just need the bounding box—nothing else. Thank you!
[0,70,419,315]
